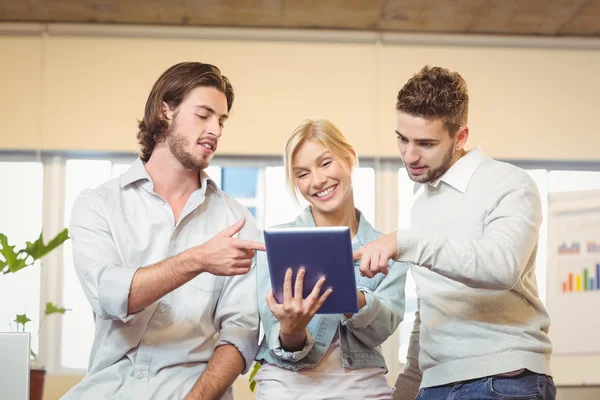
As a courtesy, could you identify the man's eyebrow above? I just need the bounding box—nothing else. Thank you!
[416,139,438,143]
[395,131,438,143]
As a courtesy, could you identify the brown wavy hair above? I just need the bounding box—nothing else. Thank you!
[137,62,234,162]
[396,65,468,136]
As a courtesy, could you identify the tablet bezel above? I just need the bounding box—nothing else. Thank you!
[263,226,359,314]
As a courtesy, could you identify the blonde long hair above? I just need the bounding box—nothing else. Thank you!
[284,118,357,202]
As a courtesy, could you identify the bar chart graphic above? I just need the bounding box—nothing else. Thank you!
[588,241,600,253]
[562,263,600,293]
[558,242,580,255]
[547,190,600,357]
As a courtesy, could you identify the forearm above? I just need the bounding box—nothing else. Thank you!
[185,344,244,400]
[128,250,200,313]
[395,229,536,290]
[396,179,542,290]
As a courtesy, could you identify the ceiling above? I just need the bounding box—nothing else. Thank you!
[1,0,599,37]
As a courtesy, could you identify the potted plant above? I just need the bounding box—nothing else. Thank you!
[0,229,70,400]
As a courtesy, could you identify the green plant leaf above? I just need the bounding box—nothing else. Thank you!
[0,233,28,274]
[44,302,70,316]
[248,361,262,392]
[23,228,70,262]
[14,313,31,330]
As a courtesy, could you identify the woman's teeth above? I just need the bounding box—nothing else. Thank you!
[316,186,336,198]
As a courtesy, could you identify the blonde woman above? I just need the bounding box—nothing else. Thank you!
[254,118,409,399]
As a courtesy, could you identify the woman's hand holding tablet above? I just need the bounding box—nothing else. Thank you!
[265,268,332,350]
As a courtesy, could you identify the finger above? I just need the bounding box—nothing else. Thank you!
[266,288,280,312]
[234,248,255,260]
[231,261,252,275]
[283,268,293,304]
[310,288,333,315]
[217,218,246,238]
[232,238,266,252]
[294,268,305,299]
[378,255,390,275]
[370,252,381,276]
[309,276,327,300]
[353,248,362,261]
[359,251,372,278]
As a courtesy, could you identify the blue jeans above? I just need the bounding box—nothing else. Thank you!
[416,371,556,400]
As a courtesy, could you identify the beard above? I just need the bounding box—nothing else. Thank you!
[166,115,210,171]
[406,144,454,184]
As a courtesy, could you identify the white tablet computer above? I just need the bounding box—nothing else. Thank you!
[263,226,358,314]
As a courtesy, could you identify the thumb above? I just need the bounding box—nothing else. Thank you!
[265,288,279,310]
[218,218,246,237]
[353,248,363,261]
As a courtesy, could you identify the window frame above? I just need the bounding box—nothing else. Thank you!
[3,149,599,376]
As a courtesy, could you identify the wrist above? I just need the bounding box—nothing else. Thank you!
[280,327,305,337]
[389,231,399,258]
[279,329,307,351]
[357,290,367,309]
[181,247,205,275]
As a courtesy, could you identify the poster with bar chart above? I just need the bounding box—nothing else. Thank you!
[546,190,600,357]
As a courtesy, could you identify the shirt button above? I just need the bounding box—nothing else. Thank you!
[136,372,144,380]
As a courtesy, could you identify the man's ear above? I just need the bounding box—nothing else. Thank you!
[162,101,174,121]
[455,126,469,150]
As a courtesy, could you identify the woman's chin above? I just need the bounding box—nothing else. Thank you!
[310,200,342,215]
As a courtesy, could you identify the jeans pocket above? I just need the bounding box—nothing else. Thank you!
[488,374,541,399]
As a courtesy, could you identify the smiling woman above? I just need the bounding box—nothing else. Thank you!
[252,117,407,400]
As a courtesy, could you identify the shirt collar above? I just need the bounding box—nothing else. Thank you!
[120,158,220,195]
[413,146,484,194]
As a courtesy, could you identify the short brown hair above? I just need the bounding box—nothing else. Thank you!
[396,65,468,136]
[137,62,234,161]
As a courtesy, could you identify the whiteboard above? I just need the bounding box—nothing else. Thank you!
[546,189,600,385]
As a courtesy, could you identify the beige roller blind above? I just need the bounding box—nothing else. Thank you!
[0,36,43,150]
[378,44,600,160]
[41,35,380,156]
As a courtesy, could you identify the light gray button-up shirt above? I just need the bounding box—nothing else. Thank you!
[62,159,261,400]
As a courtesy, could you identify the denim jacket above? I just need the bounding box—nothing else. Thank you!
[255,207,408,372]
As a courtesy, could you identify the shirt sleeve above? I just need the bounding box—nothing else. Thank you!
[268,326,316,362]
[395,173,542,290]
[341,260,408,348]
[213,211,262,374]
[69,189,141,323]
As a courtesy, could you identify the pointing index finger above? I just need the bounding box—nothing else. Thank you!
[232,238,266,251]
